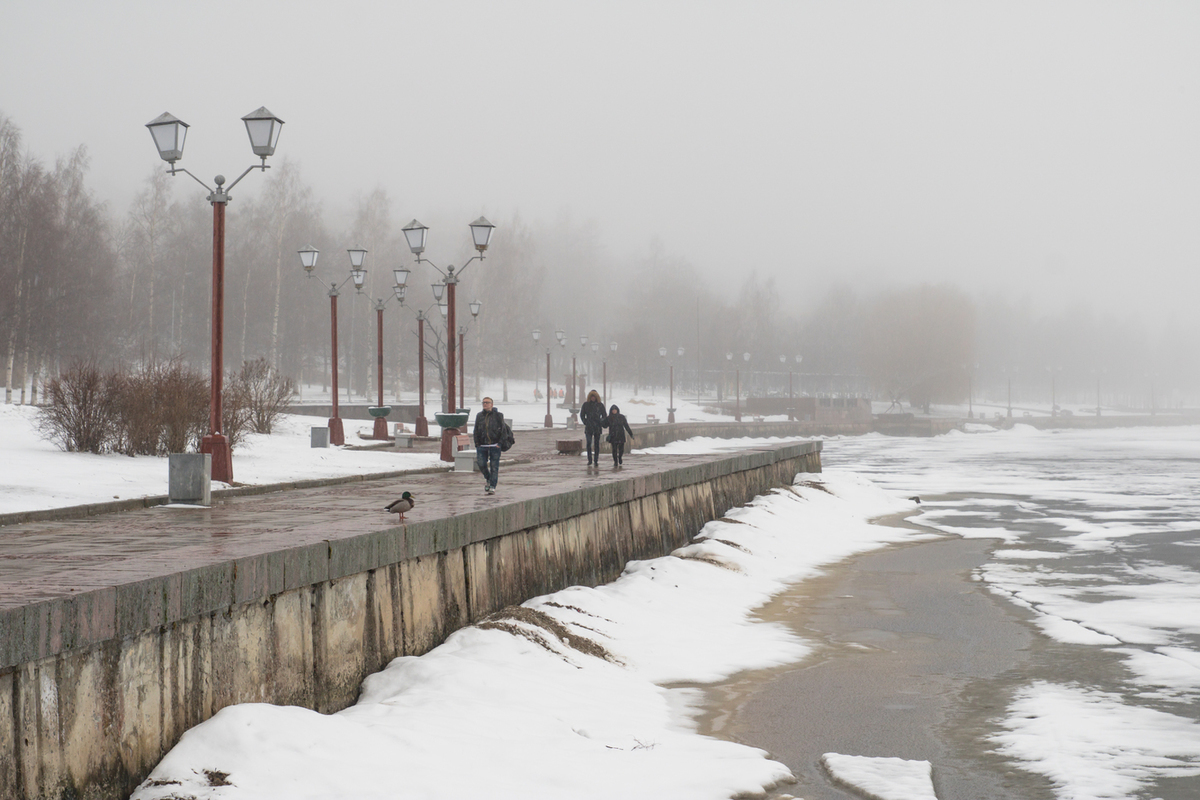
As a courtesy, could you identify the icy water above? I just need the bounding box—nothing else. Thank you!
[709,425,1200,800]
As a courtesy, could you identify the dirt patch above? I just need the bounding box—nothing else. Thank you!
[478,605,621,665]
[204,770,233,787]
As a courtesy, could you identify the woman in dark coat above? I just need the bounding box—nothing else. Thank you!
[602,404,635,467]
[579,389,607,467]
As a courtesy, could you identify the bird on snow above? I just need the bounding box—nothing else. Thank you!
[384,491,416,521]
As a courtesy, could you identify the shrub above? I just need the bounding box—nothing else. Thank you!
[111,360,209,456]
[227,357,294,438]
[37,361,121,453]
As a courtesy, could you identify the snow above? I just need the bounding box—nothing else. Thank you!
[821,753,937,800]
[129,472,921,799]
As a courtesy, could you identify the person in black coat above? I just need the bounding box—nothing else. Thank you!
[579,389,607,467]
[602,404,635,467]
[473,397,508,494]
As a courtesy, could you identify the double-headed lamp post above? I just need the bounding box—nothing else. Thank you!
[146,107,284,483]
[402,217,495,461]
[660,346,683,423]
[298,246,369,445]
[534,329,553,428]
[365,268,412,440]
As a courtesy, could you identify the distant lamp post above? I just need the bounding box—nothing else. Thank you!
[146,106,284,483]
[298,245,368,446]
[535,329,553,428]
[362,267,411,440]
[459,299,482,410]
[605,341,617,404]
[792,355,803,420]
[726,352,738,421]
[403,218,495,461]
[742,352,751,420]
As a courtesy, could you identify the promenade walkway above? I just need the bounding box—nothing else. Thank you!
[0,426,754,619]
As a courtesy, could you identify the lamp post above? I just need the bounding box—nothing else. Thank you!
[298,246,368,446]
[780,355,792,420]
[555,328,569,423]
[726,352,736,420]
[742,352,750,420]
[590,341,599,398]
[606,341,617,404]
[660,346,683,423]
[361,268,411,440]
[575,334,587,412]
[402,217,495,461]
[458,299,482,411]
[532,329,541,398]
[146,107,284,483]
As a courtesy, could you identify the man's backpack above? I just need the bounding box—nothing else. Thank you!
[500,421,515,452]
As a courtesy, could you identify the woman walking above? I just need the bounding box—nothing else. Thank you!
[580,389,607,467]
[602,404,635,468]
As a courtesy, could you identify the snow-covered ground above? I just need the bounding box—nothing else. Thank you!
[0,383,788,516]
[128,471,925,800]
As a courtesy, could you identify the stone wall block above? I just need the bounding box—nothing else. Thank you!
[312,574,368,713]
[438,550,469,642]
[0,669,16,795]
[399,555,444,658]
[180,563,234,619]
[270,587,315,708]
[116,635,162,783]
[462,541,493,622]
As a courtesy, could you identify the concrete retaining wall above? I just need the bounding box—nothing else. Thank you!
[0,441,820,800]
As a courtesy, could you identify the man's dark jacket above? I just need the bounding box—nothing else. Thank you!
[473,408,508,446]
[580,399,607,433]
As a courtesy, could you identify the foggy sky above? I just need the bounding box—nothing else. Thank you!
[4,0,1198,328]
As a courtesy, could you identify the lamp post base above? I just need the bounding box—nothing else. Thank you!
[667,407,676,424]
[328,417,345,446]
[439,427,459,462]
[544,414,554,428]
[372,417,389,440]
[200,433,233,484]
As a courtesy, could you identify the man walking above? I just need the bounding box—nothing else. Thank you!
[580,389,606,467]
[473,397,508,494]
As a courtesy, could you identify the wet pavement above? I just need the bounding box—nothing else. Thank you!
[0,427,712,611]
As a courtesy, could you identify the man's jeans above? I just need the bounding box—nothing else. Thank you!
[476,445,501,488]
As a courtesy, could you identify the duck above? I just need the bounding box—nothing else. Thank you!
[384,491,416,522]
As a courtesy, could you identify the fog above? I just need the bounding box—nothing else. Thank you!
[5,0,1198,326]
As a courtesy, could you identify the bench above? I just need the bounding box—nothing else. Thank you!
[646,415,659,424]
[556,439,583,455]
[454,436,478,472]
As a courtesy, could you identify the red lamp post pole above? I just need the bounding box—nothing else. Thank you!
[459,328,465,411]
[200,200,233,482]
[372,305,388,440]
[544,351,553,427]
[603,361,607,405]
[735,369,741,422]
[440,278,458,462]
[416,314,429,437]
[328,290,344,446]
[788,371,794,421]
[668,365,675,423]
